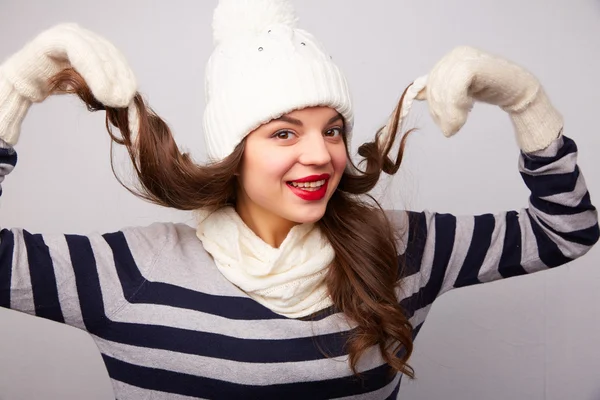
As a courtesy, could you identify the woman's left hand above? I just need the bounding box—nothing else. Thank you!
[416,46,563,153]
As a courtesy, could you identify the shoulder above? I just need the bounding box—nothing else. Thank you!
[119,221,199,250]
[117,221,233,293]
[117,221,207,259]
[110,222,211,274]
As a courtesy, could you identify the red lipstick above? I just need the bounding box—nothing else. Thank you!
[287,174,330,201]
[291,174,330,183]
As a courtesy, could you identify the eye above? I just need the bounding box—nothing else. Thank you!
[272,130,296,140]
[324,127,344,137]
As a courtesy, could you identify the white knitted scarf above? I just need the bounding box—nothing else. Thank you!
[195,207,335,318]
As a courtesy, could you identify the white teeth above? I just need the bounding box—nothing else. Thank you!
[290,179,326,189]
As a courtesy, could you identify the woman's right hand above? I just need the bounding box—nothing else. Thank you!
[0,23,137,145]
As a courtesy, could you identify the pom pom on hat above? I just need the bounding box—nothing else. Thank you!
[212,0,298,46]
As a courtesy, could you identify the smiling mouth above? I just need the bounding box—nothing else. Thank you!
[286,177,330,201]
[287,179,327,191]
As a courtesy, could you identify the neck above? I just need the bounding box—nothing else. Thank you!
[235,202,298,248]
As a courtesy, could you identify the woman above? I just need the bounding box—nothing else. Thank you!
[0,0,598,399]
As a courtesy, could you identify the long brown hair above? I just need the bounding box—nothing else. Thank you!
[49,68,417,378]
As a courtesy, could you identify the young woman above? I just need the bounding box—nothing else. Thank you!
[0,0,598,399]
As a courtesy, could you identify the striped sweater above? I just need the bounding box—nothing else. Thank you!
[0,134,598,400]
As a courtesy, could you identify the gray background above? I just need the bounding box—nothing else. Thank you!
[1,0,599,399]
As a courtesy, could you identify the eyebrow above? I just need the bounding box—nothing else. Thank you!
[273,114,343,126]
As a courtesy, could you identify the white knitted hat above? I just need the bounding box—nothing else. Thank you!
[202,0,353,162]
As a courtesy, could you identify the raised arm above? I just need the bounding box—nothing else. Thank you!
[393,47,599,325]
[0,24,140,331]
[398,133,598,319]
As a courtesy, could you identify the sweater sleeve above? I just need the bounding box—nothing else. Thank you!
[397,133,599,324]
[0,143,167,333]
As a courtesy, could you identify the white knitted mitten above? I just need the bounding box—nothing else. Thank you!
[416,46,563,153]
[0,23,137,145]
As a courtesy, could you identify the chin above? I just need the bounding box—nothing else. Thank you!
[286,203,328,224]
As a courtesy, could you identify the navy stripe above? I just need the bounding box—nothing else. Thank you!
[0,229,15,308]
[530,189,595,216]
[400,213,456,319]
[586,223,600,246]
[521,135,576,171]
[535,214,600,247]
[102,231,290,321]
[401,211,427,280]
[98,321,352,363]
[22,231,65,323]
[0,147,18,198]
[520,166,580,198]
[498,211,527,278]
[102,354,395,400]
[130,280,289,320]
[65,234,110,331]
[100,233,145,300]
[454,214,496,288]
[576,191,596,212]
[0,147,17,167]
[525,210,572,268]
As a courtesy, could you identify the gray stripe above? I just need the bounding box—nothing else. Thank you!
[439,215,474,294]
[0,161,14,175]
[476,212,506,283]
[111,377,402,400]
[108,228,360,340]
[110,380,203,400]
[519,150,576,175]
[92,334,386,386]
[409,303,433,328]
[518,215,550,273]
[112,300,355,340]
[88,234,137,319]
[9,228,35,314]
[43,233,85,330]
[533,207,598,233]
[528,211,591,258]
[124,223,260,298]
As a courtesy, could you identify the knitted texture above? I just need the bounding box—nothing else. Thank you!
[0,23,137,145]
[415,46,563,152]
[196,206,335,318]
[202,0,353,162]
[0,75,32,145]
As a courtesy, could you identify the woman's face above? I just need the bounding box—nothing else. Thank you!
[236,106,347,230]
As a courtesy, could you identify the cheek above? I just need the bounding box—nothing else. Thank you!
[331,145,348,177]
[241,149,295,194]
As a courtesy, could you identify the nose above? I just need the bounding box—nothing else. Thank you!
[298,133,332,166]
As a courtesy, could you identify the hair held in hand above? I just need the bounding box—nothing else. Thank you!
[48,68,419,378]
